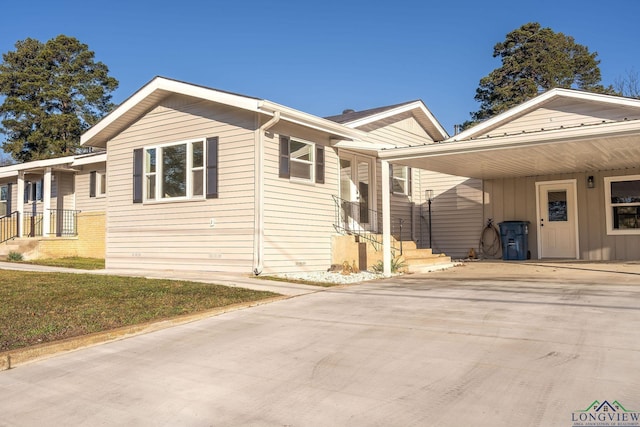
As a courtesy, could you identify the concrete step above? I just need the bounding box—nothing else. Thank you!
[0,238,39,259]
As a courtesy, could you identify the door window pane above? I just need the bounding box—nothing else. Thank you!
[358,162,369,223]
[548,191,567,222]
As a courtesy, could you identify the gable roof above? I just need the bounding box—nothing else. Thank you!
[326,100,449,141]
[81,76,364,148]
[449,88,640,142]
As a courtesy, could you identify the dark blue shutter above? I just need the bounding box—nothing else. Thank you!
[133,149,143,203]
[6,183,12,213]
[89,171,97,198]
[315,145,325,184]
[279,135,290,178]
[206,137,219,199]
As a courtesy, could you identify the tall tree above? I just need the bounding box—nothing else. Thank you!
[0,35,118,162]
[469,22,614,124]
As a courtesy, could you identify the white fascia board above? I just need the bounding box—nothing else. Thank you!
[0,155,77,175]
[379,119,640,160]
[332,140,391,151]
[0,170,17,179]
[451,88,640,142]
[81,77,262,146]
[71,153,107,167]
[259,100,365,140]
[343,101,449,140]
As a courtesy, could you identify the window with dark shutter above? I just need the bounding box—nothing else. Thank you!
[89,171,97,198]
[315,145,325,184]
[279,135,290,178]
[133,148,143,203]
[206,137,219,199]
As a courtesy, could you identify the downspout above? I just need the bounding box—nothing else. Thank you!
[253,111,281,276]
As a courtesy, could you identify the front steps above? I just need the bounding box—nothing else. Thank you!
[0,238,39,259]
[394,241,454,274]
[332,234,454,274]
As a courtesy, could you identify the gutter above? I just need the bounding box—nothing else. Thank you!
[253,111,280,276]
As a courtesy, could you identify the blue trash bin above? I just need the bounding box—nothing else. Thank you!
[499,221,530,260]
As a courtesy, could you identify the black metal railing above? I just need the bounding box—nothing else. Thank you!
[332,195,403,252]
[49,209,79,236]
[0,211,19,244]
[22,209,79,237]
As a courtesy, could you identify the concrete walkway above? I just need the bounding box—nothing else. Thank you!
[0,261,325,296]
[1,261,639,426]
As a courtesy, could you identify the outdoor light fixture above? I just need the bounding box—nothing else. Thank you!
[587,176,595,189]
[425,190,434,248]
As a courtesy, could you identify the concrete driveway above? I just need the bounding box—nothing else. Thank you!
[1,262,639,426]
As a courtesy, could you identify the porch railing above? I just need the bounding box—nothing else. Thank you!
[22,209,80,237]
[332,195,402,252]
[0,211,20,244]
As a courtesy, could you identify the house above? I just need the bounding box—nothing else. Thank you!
[379,88,640,263]
[0,152,107,259]
[74,76,460,275]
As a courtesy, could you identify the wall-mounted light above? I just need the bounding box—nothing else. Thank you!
[587,176,595,189]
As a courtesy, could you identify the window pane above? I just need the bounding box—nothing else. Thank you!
[291,161,312,180]
[0,185,7,201]
[146,176,156,200]
[613,206,640,229]
[192,169,203,196]
[192,141,203,168]
[146,148,156,173]
[162,144,187,198]
[611,180,640,204]
[100,174,106,195]
[548,191,567,222]
[392,165,406,179]
[392,178,406,194]
[290,140,311,162]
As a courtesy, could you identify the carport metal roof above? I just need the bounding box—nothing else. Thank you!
[378,119,640,179]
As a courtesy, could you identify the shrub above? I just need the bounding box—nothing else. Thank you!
[372,255,407,274]
[7,251,23,262]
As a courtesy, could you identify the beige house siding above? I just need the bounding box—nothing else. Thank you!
[261,122,337,273]
[360,114,436,147]
[418,171,483,258]
[484,168,640,260]
[105,94,257,272]
[482,99,640,136]
[75,165,107,212]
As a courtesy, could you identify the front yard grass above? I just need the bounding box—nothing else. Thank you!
[22,257,105,270]
[0,270,278,352]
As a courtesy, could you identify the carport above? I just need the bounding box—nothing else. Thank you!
[376,88,640,275]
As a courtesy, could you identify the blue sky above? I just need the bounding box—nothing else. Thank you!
[1,0,639,136]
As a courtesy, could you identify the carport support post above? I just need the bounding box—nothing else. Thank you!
[42,167,52,237]
[381,160,392,277]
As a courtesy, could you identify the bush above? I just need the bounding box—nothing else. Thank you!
[7,251,24,262]
[372,255,407,274]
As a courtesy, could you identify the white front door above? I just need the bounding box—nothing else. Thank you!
[536,180,579,259]
[339,155,375,232]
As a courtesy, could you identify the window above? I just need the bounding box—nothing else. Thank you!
[605,175,640,235]
[24,180,43,203]
[0,184,7,216]
[391,165,411,195]
[279,135,324,184]
[133,137,217,203]
[89,171,107,198]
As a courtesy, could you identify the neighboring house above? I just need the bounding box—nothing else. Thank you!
[77,77,461,274]
[379,88,640,261]
[0,152,107,259]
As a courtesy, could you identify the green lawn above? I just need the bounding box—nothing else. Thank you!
[22,257,105,270]
[0,270,278,352]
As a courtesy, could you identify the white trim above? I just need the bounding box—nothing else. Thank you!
[535,179,580,259]
[604,174,640,235]
[142,138,206,202]
[450,88,640,142]
[341,101,449,140]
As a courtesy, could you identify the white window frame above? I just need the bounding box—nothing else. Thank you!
[392,165,408,195]
[0,184,7,216]
[143,139,206,202]
[94,171,107,198]
[604,174,640,235]
[289,138,315,183]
